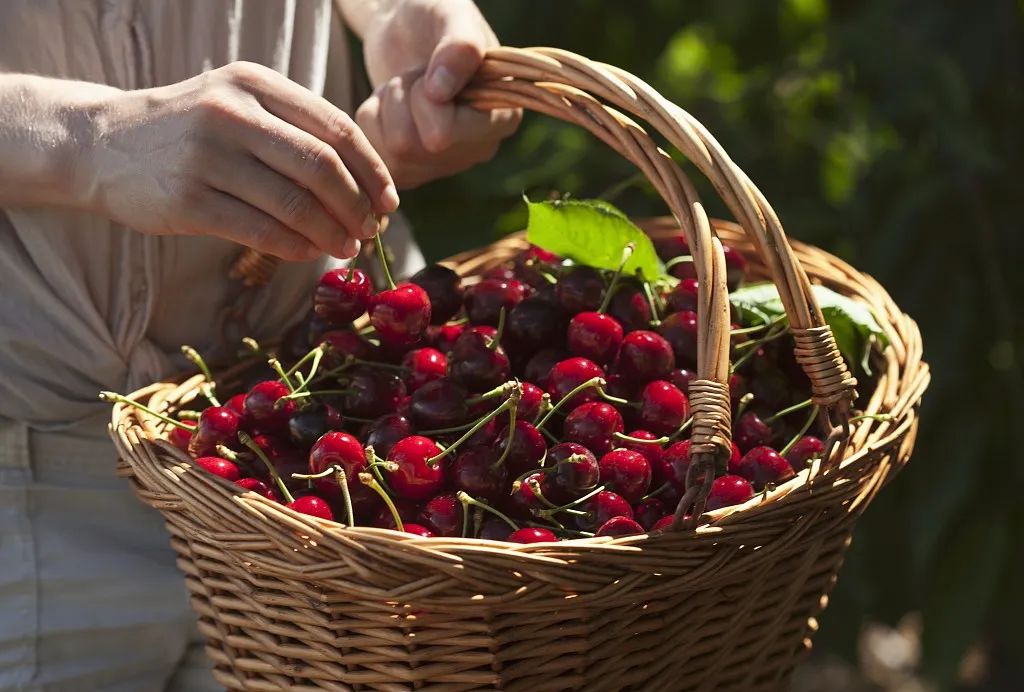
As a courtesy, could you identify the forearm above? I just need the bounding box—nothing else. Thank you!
[334,0,399,40]
[0,73,118,209]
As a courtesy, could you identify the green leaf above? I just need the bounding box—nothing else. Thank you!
[729,282,890,367]
[525,198,664,280]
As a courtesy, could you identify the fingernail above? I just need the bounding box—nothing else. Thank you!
[378,215,390,233]
[427,65,456,100]
[381,184,400,212]
[344,238,361,258]
[361,213,380,238]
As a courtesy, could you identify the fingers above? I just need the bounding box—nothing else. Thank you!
[424,6,496,101]
[408,77,519,156]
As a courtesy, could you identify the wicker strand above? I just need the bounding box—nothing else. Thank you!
[687,380,733,459]
[228,248,281,288]
[791,326,859,407]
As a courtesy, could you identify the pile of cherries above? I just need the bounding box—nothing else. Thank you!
[113,232,827,543]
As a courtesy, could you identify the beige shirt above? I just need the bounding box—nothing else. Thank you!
[0,0,419,428]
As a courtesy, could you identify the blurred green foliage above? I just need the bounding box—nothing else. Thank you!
[390,0,1022,687]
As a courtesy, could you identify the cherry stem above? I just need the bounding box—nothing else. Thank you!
[238,431,295,504]
[537,485,606,518]
[284,343,326,379]
[780,406,821,457]
[466,380,518,406]
[493,398,519,470]
[281,346,326,401]
[668,416,695,441]
[663,255,694,272]
[214,444,240,462]
[733,393,755,425]
[488,307,506,351]
[536,377,605,430]
[177,410,200,421]
[359,472,403,531]
[426,385,521,465]
[764,398,814,425]
[525,477,559,509]
[730,322,789,372]
[598,389,631,406]
[242,337,261,354]
[182,346,217,398]
[848,412,895,423]
[641,481,672,502]
[614,431,669,445]
[526,522,594,538]
[283,388,354,401]
[456,491,519,531]
[531,393,553,426]
[598,243,635,314]
[641,281,663,326]
[460,496,472,538]
[99,392,192,431]
[363,446,398,495]
[268,358,297,391]
[373,232,396,290]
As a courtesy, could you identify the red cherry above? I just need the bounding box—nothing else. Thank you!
[363,413,414,460]
[372,498,422,529]
[705,475,754,511]
[402,348,448,392]
[287,494,334,520]
[607,280,654,332]
[451,446,508,502]
[409,264,463,325]
[654,234,690,263]
[786,435,825,470]
[313,268,372,324]
[448,329,511,392]
[651,515,677,531]
[319,329,376,364]
[188,406,241,457]
[634,497,668,531]
[309,431,367,484]
[522,244,561,264]
[510,472,547,517]
[664,278,699,313]
[546,357,604,408]
[669,368,698,394]
[243,381,295,433]
[194,456,241,482]
[556,266,605,314]
[567,312,624,365]
[656,311,698,368]
[735,411,774,453]
[235,477,279,501]
[169,420,195,452]
[493,421,547,477]
[614,330,675,384]
[250,433,306,482]
[734,446,795,491]
[596,516,645,537]
[638,380,689,436]
[722,244,748,290]
[545,442,600,503]
[402,523,436,537]
[419,493,464,537]
[287,404,343,448]
[516,382,546,422]
[426,323,465,353]
[598,449,652,504]
[409,379,469,429]
[464,278,529,326]
[576,490,633,532]
[385,436,445,501]
[369,283,432,346]
[524,347,567,385]
[483,265,517,281]
[509,527,558,544]
[563,402,623,455]
[343,367,406,419]
[618,430,665,473]
[225,394,247,416]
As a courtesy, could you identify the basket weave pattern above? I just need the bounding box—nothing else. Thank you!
[110,48,928,691]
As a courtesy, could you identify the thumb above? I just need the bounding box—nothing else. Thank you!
[424,12,492,102]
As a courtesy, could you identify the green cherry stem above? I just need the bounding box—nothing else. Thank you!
[848,412,895,423]
[779,406,821,457]
[641,281,663,326]
[668,416,694,441]
[536,377,605,430]
[176,410,201,421]
[283,343,327,379]
[373,232,396,290]
[466,380,519,406]
[764,398,814,425]
[614,431,669,445]
[536,485,606,519]
[427,398,516,465]
[99,392,192,431]
[488,307,506,351]
[598,243,635,314]
[456,492,519,531]
[359,472,403,531]
[493,398,519,471]
[733,393,755,425]
[241,337,261,354]
[238,431,295,504]
[268,358,297,391]
[663,255,694,272]
[182,345,216,385]
[640,481,672,502]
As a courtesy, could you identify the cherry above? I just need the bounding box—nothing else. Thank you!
[637,380,689,436]
[451,446,508,502]
[483,264,517,281]
[250,433,306,483]
[596,516,645,537]
[524,347,567,385]
[510,472,548,517]
[607,280,653,332]
[235,477,279,501]
[194,456,241,482]
[313,267,372,324]
[169,420,196,452]
[651,515,677,531]
[668,368,697,396]
[786,435,825,470]
[544,442,600,504]
[735,411,774,453]
[705,475,754,511]
[598,449,651,503]
[656,311,698,368]
[733,446,795,491]
[511,382,546,423]
[409,379,469,429]
[619,430,665,472]
[493,421,547,477]
[729,372,748,412]
[509,527,558,544]
[409,264,463,324]
[402,523,436,537]
[287,404,342,448]
[662,439,694,490]
[280,320,312,363]
[464,416,500,448]
[448,329,511,392]
[567,312,624,365]
[664,278,699,313]
[464,278,528,326]
[654,235,690,263]
[556,266,605,314]
[225,394,247,416]
[308,431,367,485]
[372,498,422,529]
[722,244,748,290]
[188,406,241,457]
[243,381,295,433]
[343,367,406,419]
[385,436,446,501]
[506,297,567,357]
[576,490,633,532]
[320,329,376,364]
[603,373,636,400]
[402,348,448,393]
[426,323,465,353]
[521,244,561,264]
[419,493,464,537]
[634,498,668,531]
[369,283,432,346]
[563,402,624,455]
[614,331,675,384]
[287,494,334,520]
[478,517,514,541]
[546,357,604,408]
[363,413,414,459]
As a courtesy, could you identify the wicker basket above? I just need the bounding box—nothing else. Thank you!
[109,47,929,691]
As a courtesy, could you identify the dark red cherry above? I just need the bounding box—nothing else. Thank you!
[567,312,624,365]
[546,357,604,408]
[598,449,651,503]
[634,498,668,531]
[451,446,508,502]
[402,348,448,393]
[363,413,414,459]
[369,283,432,346]
[576,490,633,533]
[288,495,334,521]
[319,329,376,366]
[235,477,279,501]
[545,442,599,504]
[385,436,445,501]
[638,380,689,436]
[619,430,665,473]
[287,404,342,448]
[313,268,371,324]
[651,515,678,531]
[402,523,436,537]
[169,420,196,452]
[506,297,567,357]
[656,311,698,368]
[419,493,464,537]
[729,373,748,412]
[426,323,465,353]
[448,329,511,392]
[596,516,645,537]
[194,456,241,482]
[654,234,690,263]
[705,475,754,511]
[556,266,605,314]
[409,264,464,324]
[409,379,469,429]
[280,320,312,363]
[515,382,547,422]
[664,278,699,313]
[524,347,567,385]
[563,402,624,455]
[315,478,379,520]
[521,244,561,264]
[614,330,675,384]
[722,244,748,290]
[493,421,547,477]
[668,368,697,395]
[662,439,694,490]
[188,406,241,457]
[372,498,422,529]
[734,446,795,491]
[249,433,306,482]
[735,411,774,453]
[786,436,825,470]
[509,527,558,544]
[483,264,517,281]
[309,431,367,484]
[603,373,636,400]
[243,381,295,433]
[607,280,654,332]
[225,394,247,416]
[509,472,547,517]
[464,278,529,326]
[343,367,406,419]
[478,518,514,541]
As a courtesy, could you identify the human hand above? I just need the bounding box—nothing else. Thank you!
[354,0,521,189]
[84,62,398,261]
